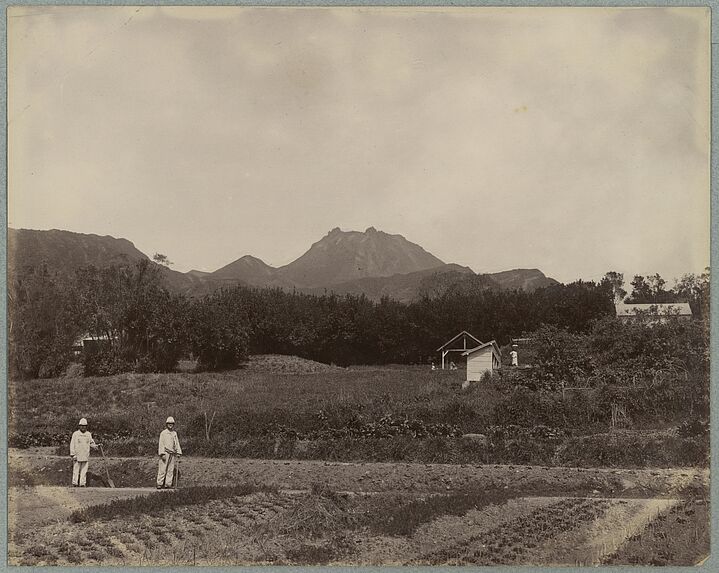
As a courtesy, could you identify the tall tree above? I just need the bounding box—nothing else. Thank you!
[601,271,627,302]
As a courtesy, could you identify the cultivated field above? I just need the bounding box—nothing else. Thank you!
[7,357,711,566]
[8,450,709,566]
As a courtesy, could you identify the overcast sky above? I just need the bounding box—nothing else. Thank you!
[8,6,710,284]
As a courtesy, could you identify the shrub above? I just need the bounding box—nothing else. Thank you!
[9,431,67,448]
[529,324,594,390]
[189,294,250,371]
[82,349,134,377]
[554,433,709,468]
[492,387,565,428]
[677,418,709,438]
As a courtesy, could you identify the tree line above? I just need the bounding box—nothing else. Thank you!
[7,260,709,379]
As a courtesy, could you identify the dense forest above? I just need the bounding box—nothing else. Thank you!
[7,260,709,380]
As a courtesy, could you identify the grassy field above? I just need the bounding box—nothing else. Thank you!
[8,355,707,467]
[8,357,492,440]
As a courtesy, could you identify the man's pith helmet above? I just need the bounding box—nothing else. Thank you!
[166,416,175,424]
[79,418,88,426]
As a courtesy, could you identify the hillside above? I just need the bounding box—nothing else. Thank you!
[311,264,491,303]
[276,227,445,287]
[8,228,147,274]
[488,268,559,292]
[209,255,295,289]
[8,228,198,293]
[9,227,560,300]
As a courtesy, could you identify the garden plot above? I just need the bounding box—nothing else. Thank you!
[8,486,159,532]
[8,455,709,566]
[8,480,707,567]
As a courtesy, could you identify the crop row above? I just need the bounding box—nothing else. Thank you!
[13,494,293,567]
[603,500,709,566]
[70,484,276,522]
[421,497,611,565]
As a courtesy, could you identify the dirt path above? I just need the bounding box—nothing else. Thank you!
[8,486,159,532]
[9,449,708,496]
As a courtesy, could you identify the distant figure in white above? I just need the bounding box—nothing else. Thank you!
[70,418,99,487]
[431,362,436,371]
[157,416,182,489]
[510,348,519,367]
[449,361,458,371]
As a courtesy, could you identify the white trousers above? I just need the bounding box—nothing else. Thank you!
[157,455,176,487]
[72,460,89,486]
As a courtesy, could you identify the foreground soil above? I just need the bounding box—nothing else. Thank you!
[9,448,707,496]
[8,449,710,566]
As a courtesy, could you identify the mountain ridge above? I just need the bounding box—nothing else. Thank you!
[8,227,559,301]
[275,226,446,287]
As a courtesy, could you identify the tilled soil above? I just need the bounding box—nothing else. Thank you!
[8,486,161,532]
[9,449,708,496]
[8,449,710,567]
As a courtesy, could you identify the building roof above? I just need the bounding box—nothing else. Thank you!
[615,302,692,318]
[436,331,483,352]
[462,340,502,357]
[73,333,115,346]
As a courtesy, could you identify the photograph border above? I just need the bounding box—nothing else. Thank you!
[1,1,717,571]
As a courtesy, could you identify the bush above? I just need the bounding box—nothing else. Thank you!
[529,324,594,390]
[189,294,250,371]
[554,432,709,468]
[677,418,709,438]
[492,387,566,428]
[9,431,67,448]
[82,349,134,377]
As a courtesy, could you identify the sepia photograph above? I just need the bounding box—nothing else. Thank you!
[6,5,712,567]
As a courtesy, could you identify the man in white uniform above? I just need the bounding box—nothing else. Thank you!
[70,418,99,487]
[157,416,182,489]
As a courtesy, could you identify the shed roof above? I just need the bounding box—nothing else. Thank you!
[615,302,692,317]
[436,330,483,352]
[462,340,502,357]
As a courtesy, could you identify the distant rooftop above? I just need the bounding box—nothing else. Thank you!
[615,302,692,317]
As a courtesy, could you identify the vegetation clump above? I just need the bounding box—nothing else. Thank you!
[69,483,277,523]
[367,486,514,537]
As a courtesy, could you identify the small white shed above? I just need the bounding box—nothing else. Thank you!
[462,341,502,382]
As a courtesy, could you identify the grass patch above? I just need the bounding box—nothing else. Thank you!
[69,483,277,523]
[367,486,515,537]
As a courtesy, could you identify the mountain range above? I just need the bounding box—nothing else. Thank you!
[8,227,559,302]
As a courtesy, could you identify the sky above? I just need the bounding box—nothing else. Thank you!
[8,6,711,284]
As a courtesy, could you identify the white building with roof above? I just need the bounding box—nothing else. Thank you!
[462,341,502,382]
[615,302,692,323]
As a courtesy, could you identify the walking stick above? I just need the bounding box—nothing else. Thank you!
[173,455,181,489]
[98,444,116,488]
[162,451,175,489]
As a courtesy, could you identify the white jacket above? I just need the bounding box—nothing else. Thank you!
[158,429,182,456]
[70,430,97,462]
